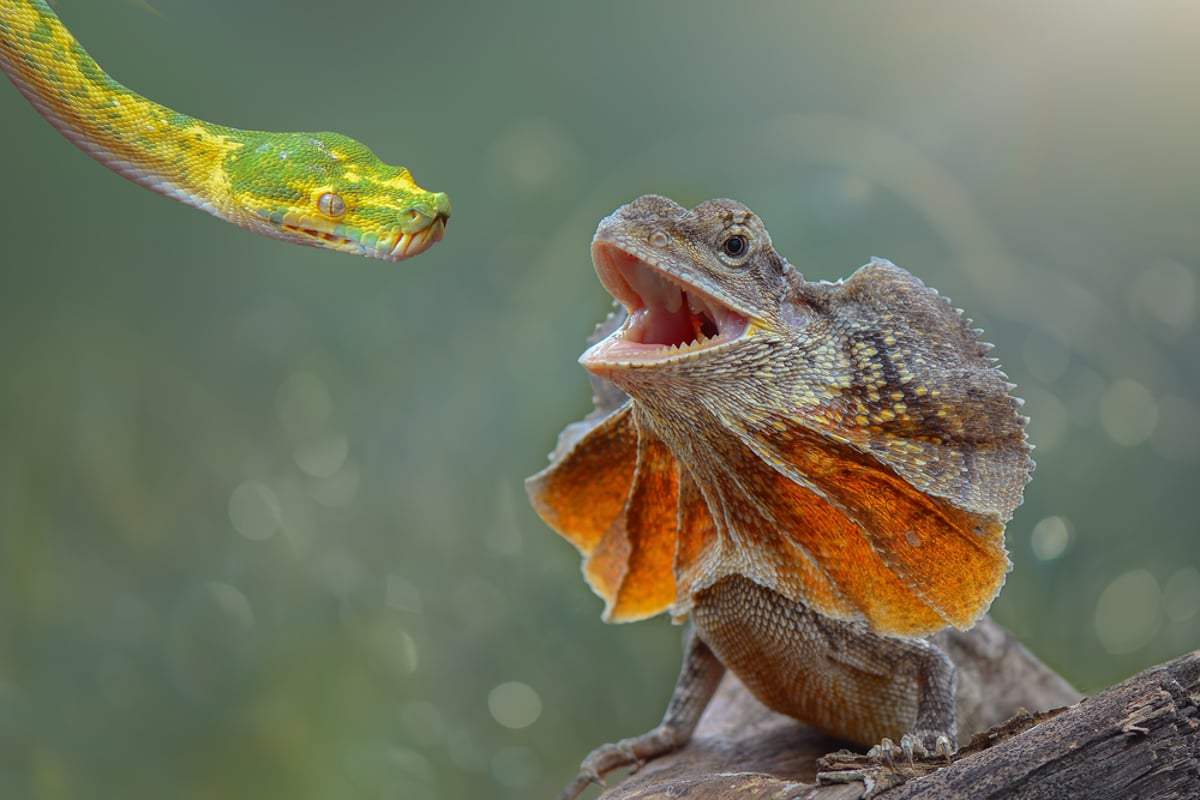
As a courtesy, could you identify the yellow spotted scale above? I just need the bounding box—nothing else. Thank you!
[0,0,450,260]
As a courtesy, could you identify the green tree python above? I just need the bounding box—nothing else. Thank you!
[0,0,450,260]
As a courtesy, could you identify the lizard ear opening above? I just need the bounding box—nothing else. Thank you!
[780,296,812,329]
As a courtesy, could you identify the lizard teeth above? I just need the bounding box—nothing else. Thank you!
[584,240,753,368]
[665,284,684,314]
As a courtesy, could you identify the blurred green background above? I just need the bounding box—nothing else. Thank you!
[2,1,1198,798]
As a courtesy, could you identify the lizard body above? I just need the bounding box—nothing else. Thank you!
[526,195,1052,797]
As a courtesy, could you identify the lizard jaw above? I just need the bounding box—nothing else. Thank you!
[582,243,751,372]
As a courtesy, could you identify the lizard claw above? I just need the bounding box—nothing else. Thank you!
[899,732,928,767]
[561,725,683,798]
[869,730,953,772]
[912,729,956,759]
[557,770,605,800]
[867,737,898,768]
[617,741,644,774]
[935,734,954,764]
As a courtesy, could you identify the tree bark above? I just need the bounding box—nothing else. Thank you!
[589,647,1200,800]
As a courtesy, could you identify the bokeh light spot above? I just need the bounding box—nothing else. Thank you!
[1150,394,1200,462]
[1021,386,1069,453]
[273,479,317,556]
[207,582,255,629]
[311,461,361,507]
[1094,569,1162,655]
[1030,515,1073,561]
[1129,259,1196,336]
[385,575,424,615]
[276,371,333,439]
[487,681,542,730]
[293,433,349,478]
[228,480,282,540]
[1164,567,1200,624]
[1099,378,1158,447]
[365,621,419,677]
[446,727,487,772]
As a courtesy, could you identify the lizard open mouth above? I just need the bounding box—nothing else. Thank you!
[583,243,751,368]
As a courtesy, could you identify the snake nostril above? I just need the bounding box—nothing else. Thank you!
[398,206,433,234]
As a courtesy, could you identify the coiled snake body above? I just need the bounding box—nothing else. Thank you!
[0,0,449,260]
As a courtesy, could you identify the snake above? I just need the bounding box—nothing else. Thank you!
[0,0,450,261]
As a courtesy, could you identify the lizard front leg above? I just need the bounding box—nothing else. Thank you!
[867,637,957,765]
[559,627,726,800]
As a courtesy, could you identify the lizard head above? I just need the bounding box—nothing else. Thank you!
[582,195,792,378]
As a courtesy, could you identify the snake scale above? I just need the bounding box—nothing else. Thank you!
[0,0,450,260]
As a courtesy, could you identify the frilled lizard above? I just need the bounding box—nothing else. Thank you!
[526,195,1077,799]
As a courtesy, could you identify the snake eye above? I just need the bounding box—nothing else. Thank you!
[720,234,749,264]
[317,192,346,218]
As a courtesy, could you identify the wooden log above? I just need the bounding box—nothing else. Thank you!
[585,631,1198,800]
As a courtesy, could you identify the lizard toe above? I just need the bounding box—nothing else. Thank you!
[935,734,955,763]
[557,769,606,800]
[898,732,927,768]
[867,737,898,768]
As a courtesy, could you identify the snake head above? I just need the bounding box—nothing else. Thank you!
[231,131,450,261]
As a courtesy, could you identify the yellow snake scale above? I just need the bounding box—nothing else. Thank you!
[0,0,450,260]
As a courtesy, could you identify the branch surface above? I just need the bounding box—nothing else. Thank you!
[590,645,1199,800]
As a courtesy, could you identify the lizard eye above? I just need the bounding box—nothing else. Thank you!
[317,191,347,218]
[720,234,749,266]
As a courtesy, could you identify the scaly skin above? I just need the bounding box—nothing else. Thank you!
[0,0,450,260]
[527,195,1035,797]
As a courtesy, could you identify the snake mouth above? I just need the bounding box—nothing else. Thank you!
[276,214,447,262]
[582,242,751,371]
[281,223,355,249]
[385,214,447,261]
